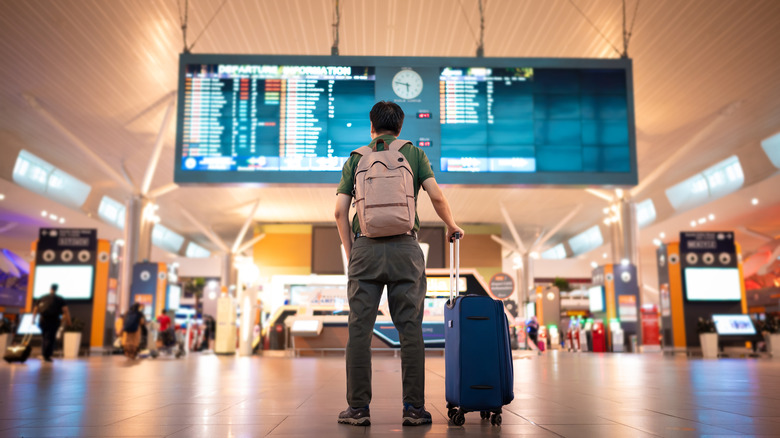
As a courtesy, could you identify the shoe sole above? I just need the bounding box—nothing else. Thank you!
[338,418,370,426]
[403,417,432,426]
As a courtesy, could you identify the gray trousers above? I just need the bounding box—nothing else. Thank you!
[346,234,427,408]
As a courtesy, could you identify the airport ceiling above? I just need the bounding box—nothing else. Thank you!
[1,0,779,256]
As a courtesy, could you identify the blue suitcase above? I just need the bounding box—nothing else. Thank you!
[444,234,514,426]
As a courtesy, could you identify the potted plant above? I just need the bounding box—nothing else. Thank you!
[0,317,13,354]
[697,316,718,358]
[761,315,780,358]
[63,318,85,359]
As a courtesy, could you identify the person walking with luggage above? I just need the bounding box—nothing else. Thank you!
[335,101,464,426]
[119,303,145,359]
[31,284,71,363]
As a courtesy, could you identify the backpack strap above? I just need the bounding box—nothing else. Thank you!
[351,145,373,156]
[389,139,411,152]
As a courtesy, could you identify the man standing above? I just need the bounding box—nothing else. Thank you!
[335,101,464,426]
[32,284,71,362]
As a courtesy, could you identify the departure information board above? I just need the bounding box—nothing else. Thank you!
[181,64,373,172]
[175,54,636,185]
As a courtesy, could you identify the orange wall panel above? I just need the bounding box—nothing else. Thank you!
[254,232,312,268]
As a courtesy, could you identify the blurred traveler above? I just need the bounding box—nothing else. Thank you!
[32,283,71,363]
[527,316,540,350]
[157,308,173,347]
[335,101,464,426]
[119,303,145,359]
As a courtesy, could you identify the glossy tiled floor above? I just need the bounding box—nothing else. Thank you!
[2,350,780,437]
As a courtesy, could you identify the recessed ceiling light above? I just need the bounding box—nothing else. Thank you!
[690,221,697,227]
[698,218,707,224]
[59,218,65,224]
[41,210,48,217]
[49,214,58,220]
[603,218,611,226]
[0,193,5,201]
[752,198,759,205]
[590,261,598,269]
[652,238,662,246]
[603,207,609,214]
[602,252,608,259]
[659,232,666,238]
[708,214,715,220]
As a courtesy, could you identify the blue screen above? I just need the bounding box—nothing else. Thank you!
[174,55,636,185]
[439,67,629,173]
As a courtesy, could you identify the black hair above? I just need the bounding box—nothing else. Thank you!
[131,303,141,312]
[370,101,404,135]
[51,284,59,292]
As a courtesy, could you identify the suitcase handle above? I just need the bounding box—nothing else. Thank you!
[448,232,461,308]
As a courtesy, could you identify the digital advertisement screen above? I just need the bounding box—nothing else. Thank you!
[33,265,94,300]
[16,313,42,335]
[712,314,756,336]
[175,55,636,186]
[167,284,181,310]
[684,267,742,301]
[588,285,605,313]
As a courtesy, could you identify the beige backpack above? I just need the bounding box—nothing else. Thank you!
[352,139,415,238]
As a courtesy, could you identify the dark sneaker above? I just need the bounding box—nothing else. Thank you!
[403,405,432,426]
[338,406,370,426]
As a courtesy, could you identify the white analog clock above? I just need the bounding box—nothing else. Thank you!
[392,69,423,100]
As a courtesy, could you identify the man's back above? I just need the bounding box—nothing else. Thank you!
[38,294,65,325]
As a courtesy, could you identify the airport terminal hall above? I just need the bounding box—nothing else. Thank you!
[3,0,780,437]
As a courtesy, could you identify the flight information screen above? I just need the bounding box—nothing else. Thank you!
[174,54,636,185]
[181,64,374,173]
[439,67,630,174]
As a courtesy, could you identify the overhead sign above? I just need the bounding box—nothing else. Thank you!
[489,273,515,300]
[175,54,636,186]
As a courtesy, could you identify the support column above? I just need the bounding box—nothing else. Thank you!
[620,199,640,266]
[522,253,533,309]
[221,252,235,293]
[119,195,154,313]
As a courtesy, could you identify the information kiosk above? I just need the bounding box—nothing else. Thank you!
[26,228,113,352]
[656,232,747,351]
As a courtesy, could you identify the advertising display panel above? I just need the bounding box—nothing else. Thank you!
[175,54,636,186]
[33,265,94,300]
[683,267,742,301]
[588,285,604,313]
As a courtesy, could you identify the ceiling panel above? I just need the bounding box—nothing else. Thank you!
[1,0,779,254]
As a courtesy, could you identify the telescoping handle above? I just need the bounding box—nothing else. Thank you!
[448,232,461,307]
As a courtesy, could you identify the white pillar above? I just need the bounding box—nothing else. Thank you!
[119,195,154,314]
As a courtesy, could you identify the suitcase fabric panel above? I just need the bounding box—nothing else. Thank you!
[458,296,504,411]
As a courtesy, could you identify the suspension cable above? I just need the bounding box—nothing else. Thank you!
[188,0,230,52]
[178,0,189,53]
[331,0,341,56]
[566,0,621,57]
[457,0,479,50]
[476,0,485,57]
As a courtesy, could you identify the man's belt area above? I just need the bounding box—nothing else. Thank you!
[355,230,417,240]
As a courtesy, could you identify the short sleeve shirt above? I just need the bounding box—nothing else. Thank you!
[158,314,171,332]
[38,294,66,326]
[336,135,435,234]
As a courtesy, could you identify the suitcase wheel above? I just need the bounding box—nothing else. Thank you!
[480,411,490,420]
[490,413,502,426]
[452,409,466,426]
[447,407,457,420]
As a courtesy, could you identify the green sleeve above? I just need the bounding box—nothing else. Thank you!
[416,147,435,184]
[336,154,359,195]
